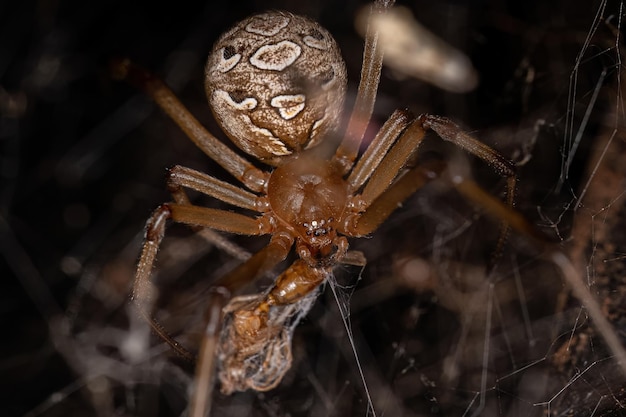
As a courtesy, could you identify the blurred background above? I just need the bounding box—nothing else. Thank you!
[1,0,624,416]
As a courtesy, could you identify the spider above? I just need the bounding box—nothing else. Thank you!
[113,0,517,414]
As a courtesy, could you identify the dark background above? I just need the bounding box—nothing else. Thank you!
[1,0,623,416]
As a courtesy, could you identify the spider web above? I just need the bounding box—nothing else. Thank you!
[333,1,626,416]
[403,1,626,415]
[326,264,378,416]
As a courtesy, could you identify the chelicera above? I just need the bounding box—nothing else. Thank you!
[113,1,516,414]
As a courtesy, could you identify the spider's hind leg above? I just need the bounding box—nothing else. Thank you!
[419,114,518,267]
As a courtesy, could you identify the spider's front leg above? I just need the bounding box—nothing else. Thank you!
[419,115,517,262]
[352,114,516,217]
[419,114,517,209]
[110,58,269,193]
[131,203,281,359]
[131,155,277,354]
[343,114,517,263]
[133,204,295,417]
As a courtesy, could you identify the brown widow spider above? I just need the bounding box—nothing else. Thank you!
[113,0,519,414]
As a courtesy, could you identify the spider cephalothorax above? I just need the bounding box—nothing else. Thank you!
[267,155,349,266]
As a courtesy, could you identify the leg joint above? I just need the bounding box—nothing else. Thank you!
[145,204,172,242]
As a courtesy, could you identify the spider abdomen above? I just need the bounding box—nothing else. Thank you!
[205,11,348,165]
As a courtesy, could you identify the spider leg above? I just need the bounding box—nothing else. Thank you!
[188,236,296,417]
[346,114,516,263]
[189,233,295,417]
[131,203,286,359]
[132,205,195,361]
[334,0,395,173]
[448,175,543,244]
[356,115,517,208]
[347,109,413,192]
[167,165,262,211]
[188,287,228,417]
[419,114,517,263]
[357,115,430,207]
[420,115,516,203]
[190,257,331,416]
[166,164,261,261]
[447,173,626,376]
[346,159,447,236]
[111,59,269,193]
